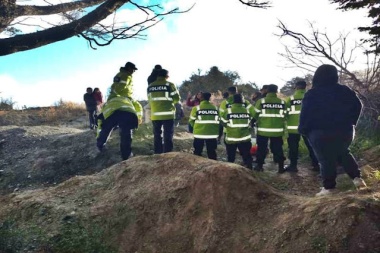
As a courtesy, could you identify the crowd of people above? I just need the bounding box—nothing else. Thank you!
[89,61,367,197]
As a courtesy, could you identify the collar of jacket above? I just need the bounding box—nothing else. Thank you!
[231,103,245,108]
[266,93,277,98]
[200,100,211,105]
[294,89,306,96]
[156,77,166,81]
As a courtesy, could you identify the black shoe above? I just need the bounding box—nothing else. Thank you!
[253,165,264,172]
[278,161,285,174]
[284,164,298,172]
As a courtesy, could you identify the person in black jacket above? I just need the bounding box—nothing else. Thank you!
[147,64,162,85]
[83,87,97,130]
[298,64,367,196]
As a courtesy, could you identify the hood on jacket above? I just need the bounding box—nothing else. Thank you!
[312,64,338,87]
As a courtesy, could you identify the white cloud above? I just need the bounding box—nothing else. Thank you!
[2,0,374,107]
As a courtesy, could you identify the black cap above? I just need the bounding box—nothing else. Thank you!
[125,62,138,70]
[260,85,269,91]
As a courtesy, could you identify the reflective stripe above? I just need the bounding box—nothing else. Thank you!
[219,108,225,113]
[288,111,300,115]
[170,91,177,96]
[257,127,284,132]
[195,120,219,124]
[120,80,127,84]
[148,82,172,101]
[221,118,229,123]
[287,126,298,130]
[190,116,197,120]
[227,107,250,128]
[153,111,174,115]
[226,135,251,142]
[102,105,134,115]
[150,97,173,101]
[259,114,285,118]
[254,108,261,112]
[227,123,249,128]
[246,104,252,109]
[194,134,219,139]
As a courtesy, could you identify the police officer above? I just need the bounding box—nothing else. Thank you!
[189,92,219,160]
[221,94,254,169]
[219,86,254,144]
[108,61,137,100]
[285,80,319,172]
[96,96,142,160]
[253,84,286,173]
[147,69,180,154]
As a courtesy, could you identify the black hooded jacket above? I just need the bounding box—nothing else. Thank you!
[298,65,362,135]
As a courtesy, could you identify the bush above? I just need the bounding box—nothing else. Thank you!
[0,97,15,110]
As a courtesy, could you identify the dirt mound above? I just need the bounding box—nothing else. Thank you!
[1,153,379,252]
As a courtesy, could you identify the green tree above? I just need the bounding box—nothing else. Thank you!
[178,66,239,99]
[280,75,312,96]
[237,82,260,97]
[331,0,380,54]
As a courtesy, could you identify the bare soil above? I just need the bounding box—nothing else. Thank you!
[0,110,379,253]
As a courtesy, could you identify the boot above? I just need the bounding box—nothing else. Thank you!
[284,164,298,172]
[253,164,264,172]
[278,161,285,174]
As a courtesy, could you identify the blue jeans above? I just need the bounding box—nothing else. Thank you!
[152,119,174,154]
[307,128,360,189]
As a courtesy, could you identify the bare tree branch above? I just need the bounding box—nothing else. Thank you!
[0,0,191,56]
[237,0,271,8]
[277,20,380,117]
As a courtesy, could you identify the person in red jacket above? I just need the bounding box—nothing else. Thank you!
[93,87,103,112]
[186,91,202,133]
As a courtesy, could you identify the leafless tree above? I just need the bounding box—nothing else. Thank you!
[277,20,380,124]
[238,0,271,8]
[0,0,191,56]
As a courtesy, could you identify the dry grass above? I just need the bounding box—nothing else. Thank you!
[0,100,86,126]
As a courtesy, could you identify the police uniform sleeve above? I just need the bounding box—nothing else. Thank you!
[132,100,143,121]
[252,100,262,120]
[219,100,226,117]
[220,109,228,127]
[189,106,197,127]
[170,83,180,104]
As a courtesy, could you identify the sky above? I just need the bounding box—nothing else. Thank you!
[0,0,372,108]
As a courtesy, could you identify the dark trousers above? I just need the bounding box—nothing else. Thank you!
[308,128,360,189]
[256,135,285,165]
[193,138,217,160]
[153,119,174,154]
[87,109,97,129]
[188,123,193,133]
[287,133,319,165]
[96,111,137,160]
[218,124,223,139]
[226,141,252,167]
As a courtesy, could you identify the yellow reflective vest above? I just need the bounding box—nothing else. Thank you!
[189,101,219,139]
[147,77,180,120]
[253,93,285,137]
